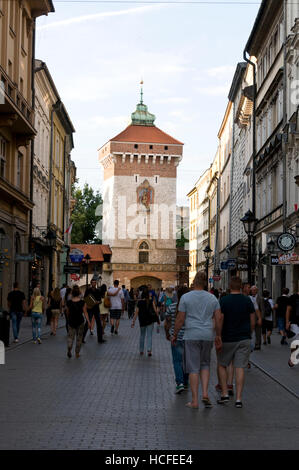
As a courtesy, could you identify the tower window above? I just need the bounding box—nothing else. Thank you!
[139,241,149,264]
[149,145,153,150]
[134,144,138,149]
[164,146,168,150]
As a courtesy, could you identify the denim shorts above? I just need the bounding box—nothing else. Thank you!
[277,317,285,332]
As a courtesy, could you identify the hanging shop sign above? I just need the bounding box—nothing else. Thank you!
[277,233,296,252]
[69,249,84,264]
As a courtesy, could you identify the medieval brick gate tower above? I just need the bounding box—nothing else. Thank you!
[98,84,183,289]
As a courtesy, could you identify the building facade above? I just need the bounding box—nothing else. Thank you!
[99,88,183,289]
[0,0,54,307]
[32,60,75,293]
[187,0,299,294]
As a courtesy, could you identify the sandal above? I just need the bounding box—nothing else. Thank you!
[202,397,213,408]
[185,402,198,409]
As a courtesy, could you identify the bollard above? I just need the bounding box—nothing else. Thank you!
[0,340,4,365]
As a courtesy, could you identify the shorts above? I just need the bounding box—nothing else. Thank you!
[183,340,213,373]
[277,317,285,332]
[110,309,122,320]
[217,339,251,368]
[262,319,273,334]
[51,309,60,319]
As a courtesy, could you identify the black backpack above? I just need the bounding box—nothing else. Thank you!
[264,299,272,317]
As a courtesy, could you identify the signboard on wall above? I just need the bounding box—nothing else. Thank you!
[271,252,299,265]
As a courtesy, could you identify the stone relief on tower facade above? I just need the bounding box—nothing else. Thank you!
[137,180,154,211]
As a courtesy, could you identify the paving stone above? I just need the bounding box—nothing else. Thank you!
[0,317,299,449]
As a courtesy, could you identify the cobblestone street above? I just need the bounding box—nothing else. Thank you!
[1,316,299,450]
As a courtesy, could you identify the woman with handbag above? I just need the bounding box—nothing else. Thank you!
[131,287,160,356]
[66,285,91,358]
[100,284,110,333]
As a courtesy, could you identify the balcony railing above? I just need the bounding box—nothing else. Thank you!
[0,65,34,130]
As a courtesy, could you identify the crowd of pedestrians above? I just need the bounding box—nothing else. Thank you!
[4,273,299,407]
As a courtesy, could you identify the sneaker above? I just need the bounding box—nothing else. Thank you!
[13,339,19,343]
[33,340,37,344]
[235,401,243,408]
[37,338,42,344]
[90,331,94,335]
[175,384,184,394]
[217,395,229,405]
[267,337,271,344]
[111,325,114,334]
[215,383,222,393]
[227,385,234,396]
[67,349,72,358]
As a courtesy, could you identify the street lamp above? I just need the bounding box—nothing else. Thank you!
[267,239,275,253]
[186,262,191,287]
[203,245,212,290]
[240,210,258,285]
[84,253,91,288]
[45,229,56,292]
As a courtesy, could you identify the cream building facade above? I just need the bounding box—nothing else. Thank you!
[187,0,299,294]
[31,60,75,293]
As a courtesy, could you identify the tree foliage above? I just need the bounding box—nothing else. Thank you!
[176,228,189,248]
[71,182,102,244]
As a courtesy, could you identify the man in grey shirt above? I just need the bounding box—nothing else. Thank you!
[172,271,222,409]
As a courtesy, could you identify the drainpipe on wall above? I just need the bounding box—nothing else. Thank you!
[282,0,288,232]
[214,172,220,275]
[243,50,257,285]
[28,18,36,300]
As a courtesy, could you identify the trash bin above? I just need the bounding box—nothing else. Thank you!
[0,310,10,347]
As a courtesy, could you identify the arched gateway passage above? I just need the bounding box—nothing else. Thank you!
[130,276,162,291]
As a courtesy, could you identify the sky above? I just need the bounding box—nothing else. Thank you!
[35,0,262,206]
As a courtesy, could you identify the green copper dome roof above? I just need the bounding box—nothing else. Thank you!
[131,83,156,126]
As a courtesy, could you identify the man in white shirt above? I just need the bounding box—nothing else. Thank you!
[108,280,125,335]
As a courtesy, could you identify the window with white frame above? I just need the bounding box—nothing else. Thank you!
[0,135,6,178]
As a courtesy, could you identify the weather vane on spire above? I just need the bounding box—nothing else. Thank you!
[140,79,144,104]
